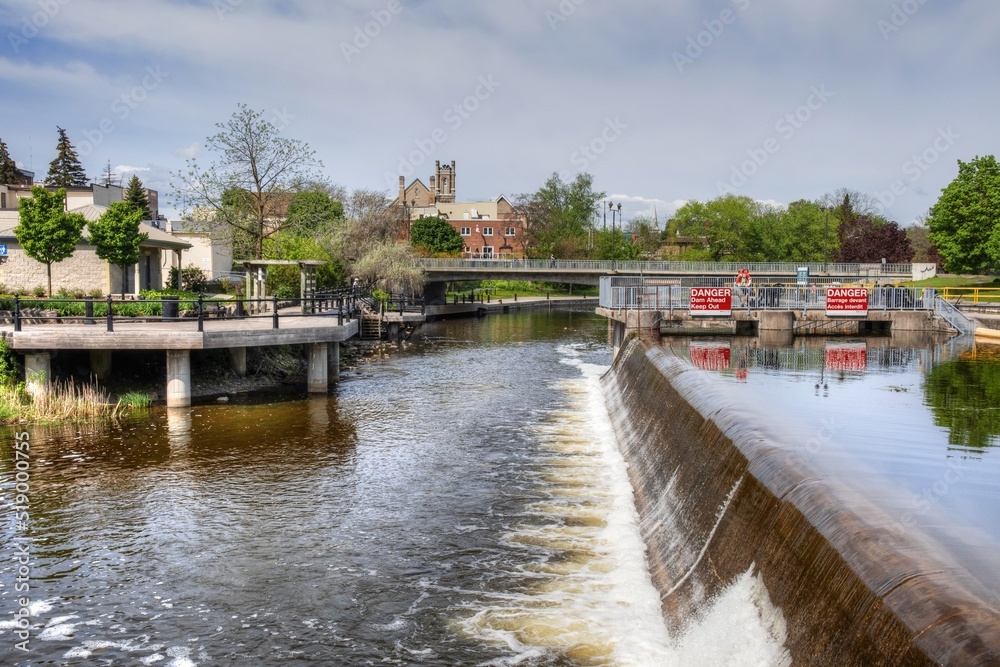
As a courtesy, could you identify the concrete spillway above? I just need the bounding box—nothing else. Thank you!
[602,337,1000,665]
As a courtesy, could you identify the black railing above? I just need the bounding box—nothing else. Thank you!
[6,292,357,333]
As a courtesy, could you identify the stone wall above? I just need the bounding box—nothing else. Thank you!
[0,242,110,294]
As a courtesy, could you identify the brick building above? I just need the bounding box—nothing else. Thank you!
[391,161,525,258]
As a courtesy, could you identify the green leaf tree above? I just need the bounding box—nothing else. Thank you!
[516,173,605,258]
[410,216,464,256]
[124,175,152,220]
[285,188,344,235]
[0,137,20,184]
[14,186,87,296]
[88,201,148,296]
[45,127,88,187]
[927,155,1000,274]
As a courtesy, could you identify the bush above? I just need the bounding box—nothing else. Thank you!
[168,266,209,292]
[0,338,20,385]
[32,285,46,297]
[274,285,297,300]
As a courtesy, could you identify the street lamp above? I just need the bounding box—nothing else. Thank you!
[609,201,615,270]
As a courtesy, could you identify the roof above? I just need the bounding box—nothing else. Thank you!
[0,206,191,250]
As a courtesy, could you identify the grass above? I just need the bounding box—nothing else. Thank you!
[904,276,1000,288]
[446,280,598,301]
[0,379,115,424]
[114,391,153,415]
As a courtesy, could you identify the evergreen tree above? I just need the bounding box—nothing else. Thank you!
[88,201,148,295]
[0,138,19,184]
[15,186,87,296]
[45,127,88,187]
[124,175,152,219]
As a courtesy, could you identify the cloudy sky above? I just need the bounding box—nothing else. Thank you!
[1,0,997,225]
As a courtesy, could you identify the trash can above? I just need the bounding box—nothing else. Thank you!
[161,295,179,319]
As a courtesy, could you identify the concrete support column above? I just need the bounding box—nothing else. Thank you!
[89,349,112,380]
[307,342,328,394]
[758,311,795,331]
[25,352,51,399]
[166,350,192,408]
[328,342,340,383]
[229,347,247,377]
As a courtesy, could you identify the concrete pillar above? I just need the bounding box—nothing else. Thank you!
[758,311,795,331]
[228,347,247,377]
[89,349,112,380]
[25,352,50,399]
[328,342,340,383]
[166,350,192,408]
[307,342,328,394]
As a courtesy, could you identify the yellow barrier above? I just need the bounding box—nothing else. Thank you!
[940,287,1000,304]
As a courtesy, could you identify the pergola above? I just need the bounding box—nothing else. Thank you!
[239,259,326,314]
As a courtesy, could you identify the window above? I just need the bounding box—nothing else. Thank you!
[460,227,471,236]
[483,227,494,236]
[0,193,6,209]
[504,227,516,237]
[482,246,494,258]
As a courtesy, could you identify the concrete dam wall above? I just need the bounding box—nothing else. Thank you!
[601,337,1000,665]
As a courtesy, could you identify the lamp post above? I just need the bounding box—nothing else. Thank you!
[609,201,615,270]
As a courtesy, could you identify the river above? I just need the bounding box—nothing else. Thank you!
[4,310,996,665]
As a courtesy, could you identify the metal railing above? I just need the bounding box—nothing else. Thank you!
[939,287,1000,305]
[934,296,977,336]
[599,279,935,312]
[5,293,354,333]
[417,258,917,276]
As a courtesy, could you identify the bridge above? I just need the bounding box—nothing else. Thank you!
[417,259,935,288]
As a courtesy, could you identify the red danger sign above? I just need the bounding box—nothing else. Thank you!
[825,287,869,316]
[825,342,867,371]
[690,287,732,316]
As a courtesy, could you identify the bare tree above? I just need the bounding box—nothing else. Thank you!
[351,241,426,295]
[171,104,323,259]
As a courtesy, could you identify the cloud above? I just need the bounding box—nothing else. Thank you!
[173,143,201,160]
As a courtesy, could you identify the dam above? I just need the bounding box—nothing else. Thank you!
[2,309,999,664]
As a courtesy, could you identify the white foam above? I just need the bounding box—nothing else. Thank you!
[460,356,791,665]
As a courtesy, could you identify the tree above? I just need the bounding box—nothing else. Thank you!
[836,215,913,263]
[0,138,19,184]
[410,216,464,256]
[352,241,426,295]
[124,175,152,220]
[906,222,943,266]
[516,173,604,258]
[927,155,1000,274]
[88,201,148,296]
[284,188,344,235]
[45,127,88,187]
[14,186,86,296]
[625,216,662,258]
[172,104,323,259]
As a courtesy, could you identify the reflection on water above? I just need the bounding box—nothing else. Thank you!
[661,332,1000,615]
[925,345,1000,452]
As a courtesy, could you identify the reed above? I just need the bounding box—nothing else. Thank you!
[0,379,117,424]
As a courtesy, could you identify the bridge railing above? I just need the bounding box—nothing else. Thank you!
[417,258,917,276]
[599,281,935,312]
[5,293,355,334]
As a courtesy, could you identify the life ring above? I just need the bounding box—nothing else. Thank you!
[735,269,753,286]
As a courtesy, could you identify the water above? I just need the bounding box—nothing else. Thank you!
[664,334,1000,611]
[0,311,783,666]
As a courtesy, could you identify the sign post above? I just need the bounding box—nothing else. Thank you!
[797,266,809,286]
[690,287,732,317]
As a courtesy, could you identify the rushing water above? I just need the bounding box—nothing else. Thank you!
[0,311,783,666]
[4,311,996,665]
